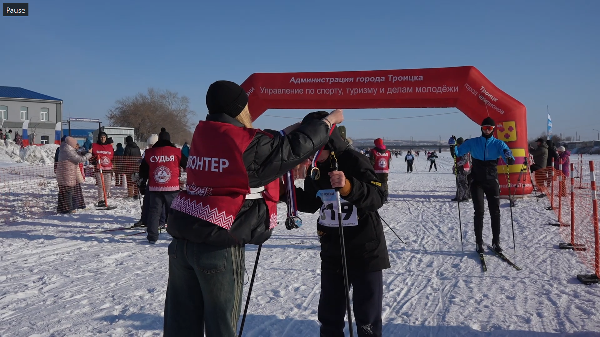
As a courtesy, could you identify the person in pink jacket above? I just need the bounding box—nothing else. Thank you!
[555,146,571,177]
[56,137,92,213]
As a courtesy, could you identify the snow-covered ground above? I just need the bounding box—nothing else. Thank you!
[1,148,600,336]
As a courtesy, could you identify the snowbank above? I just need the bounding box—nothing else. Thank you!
[0,141,58,166]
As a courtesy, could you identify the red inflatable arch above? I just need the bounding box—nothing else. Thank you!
[241,66,532,196]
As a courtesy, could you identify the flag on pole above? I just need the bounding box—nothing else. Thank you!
[21,120,29,147]
[55,122,62,144]
[547,114,552,140]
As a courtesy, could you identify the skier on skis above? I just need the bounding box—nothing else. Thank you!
[427,151,438,172]
[292,111,389,337]
[456,117,515,254]
[405,150,415,173]
[163,80,341,337]
[369,138,392,202]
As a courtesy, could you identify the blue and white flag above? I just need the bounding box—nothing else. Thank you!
[547,114,552,140]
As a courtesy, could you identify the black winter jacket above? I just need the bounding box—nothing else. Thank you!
[546,140,559,167]
[166,113,330,247]
[124,141,142,157]
[295,149,390,273]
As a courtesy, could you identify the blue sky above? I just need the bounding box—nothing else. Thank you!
[2,0,599,141]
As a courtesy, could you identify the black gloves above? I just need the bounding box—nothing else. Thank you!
[504,149,515,165]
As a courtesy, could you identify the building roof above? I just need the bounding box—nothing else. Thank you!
[0,86,61,101]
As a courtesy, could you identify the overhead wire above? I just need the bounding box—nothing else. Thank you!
[263,111,461,121]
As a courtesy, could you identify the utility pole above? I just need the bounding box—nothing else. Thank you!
[593,129,600,141]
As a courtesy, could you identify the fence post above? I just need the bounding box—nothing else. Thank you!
[548,159,561,225]
[571,162,575,245]
[558,159,563,224]
[577,154,584,189]
[547,159,555,211]
[559,163,585,250]
[577,161,600,284]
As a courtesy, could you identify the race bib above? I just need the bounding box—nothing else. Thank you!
[317,189,358,227]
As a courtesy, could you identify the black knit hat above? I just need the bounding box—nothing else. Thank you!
[206,80,249,118]
[159,127,170,142]
[125,135,133,144]
[481,117,495,126]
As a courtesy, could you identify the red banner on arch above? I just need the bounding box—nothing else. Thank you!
[241,66,531,196]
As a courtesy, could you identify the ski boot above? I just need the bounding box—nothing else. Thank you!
[476,243,485,254]
[96,200,106,208]
[492,242,503,254]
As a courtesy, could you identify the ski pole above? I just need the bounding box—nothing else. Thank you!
[378,215,405,244]
[138,188,143,210]
[331,151,354,337]
[511,159,526,207]
[133,173,143,211]
[453,156,463,251]
[238,244,262,337]
[505,162,516,252]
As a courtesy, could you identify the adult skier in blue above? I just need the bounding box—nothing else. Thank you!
[456,117,515,254]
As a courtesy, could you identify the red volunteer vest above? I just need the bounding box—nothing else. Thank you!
[144,146,182,192]
[92,143,114,171]
[79,163,85,181]
[371,149,391,173]
[171,121,280,231]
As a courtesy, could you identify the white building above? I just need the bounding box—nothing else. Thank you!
[0,86,62,144]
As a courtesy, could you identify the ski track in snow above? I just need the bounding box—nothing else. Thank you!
[1,152,600,336]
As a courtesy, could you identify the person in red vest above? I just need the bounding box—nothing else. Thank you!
[369,138,392,202]
[139,128,186,244]
[163,80,343,336]
[91,131,114,207]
